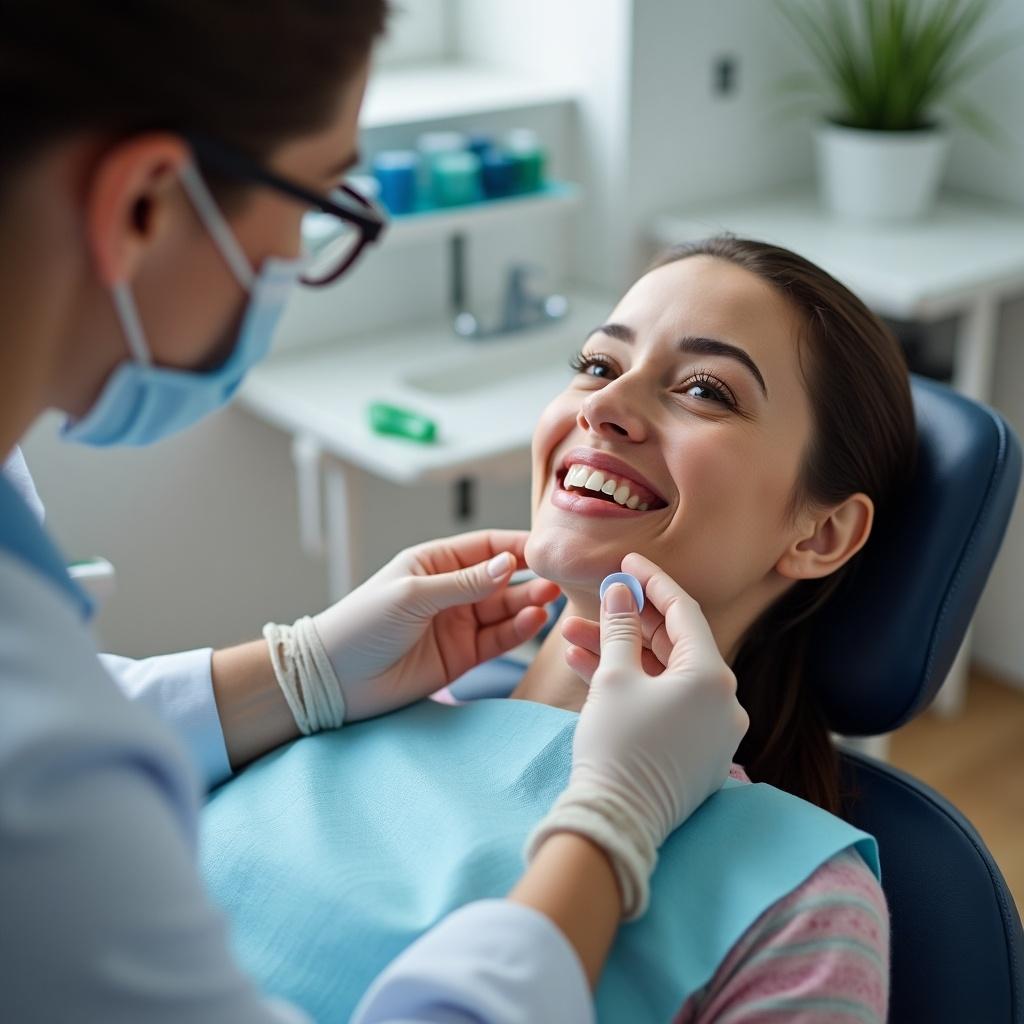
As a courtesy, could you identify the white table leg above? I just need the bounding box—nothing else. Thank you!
[323,460,363,602]
[291,435,325,559]
[930,295,998,717]
[837,734,891,762]
[951,293,999,402]
[931,622,973,718]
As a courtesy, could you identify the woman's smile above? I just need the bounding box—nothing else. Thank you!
[549,446,669,518]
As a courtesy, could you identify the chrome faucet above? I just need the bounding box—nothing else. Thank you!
[500,264,570,332]
[451,235,569,339]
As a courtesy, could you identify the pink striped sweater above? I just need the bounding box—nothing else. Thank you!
[673,765,890,1023]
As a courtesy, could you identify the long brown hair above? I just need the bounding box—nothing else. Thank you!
[652,237,916,814]
[0,1,389,200]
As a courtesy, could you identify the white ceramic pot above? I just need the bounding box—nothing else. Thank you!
[814,122,950,223]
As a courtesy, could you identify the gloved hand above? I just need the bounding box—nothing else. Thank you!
[311,529,561,722]
[526,552,748,920]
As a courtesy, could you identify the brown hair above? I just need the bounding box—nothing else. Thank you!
[0,0,388,198]
[651,237,916,814]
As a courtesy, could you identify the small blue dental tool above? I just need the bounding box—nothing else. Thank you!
[599,572,645,613]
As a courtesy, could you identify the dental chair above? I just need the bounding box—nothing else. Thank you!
[451,373,1023,1019]
[808,375,1023,1023]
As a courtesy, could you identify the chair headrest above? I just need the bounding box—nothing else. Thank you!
[808,375,1022,736]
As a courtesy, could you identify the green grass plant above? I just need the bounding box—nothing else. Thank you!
[776,0,1017,137]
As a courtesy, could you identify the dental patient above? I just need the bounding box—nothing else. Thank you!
[202,237,914,1023]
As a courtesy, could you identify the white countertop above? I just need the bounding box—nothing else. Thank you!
[652,187,1024,320]
[239,291,615,485]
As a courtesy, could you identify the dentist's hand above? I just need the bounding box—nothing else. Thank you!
[526,552,748,919]
[313,530,561,722]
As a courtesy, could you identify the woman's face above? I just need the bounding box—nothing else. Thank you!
[526,255,818,625]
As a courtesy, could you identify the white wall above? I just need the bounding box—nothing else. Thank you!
[23,408,329,656]
[975,294,1024,685]
[944,0,1024,684]
[374,0,456,67]
[627,0,814,268]
[454,0,815,290]
[944,0,1024,208]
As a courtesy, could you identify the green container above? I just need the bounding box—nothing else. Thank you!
[368,402,437,444]
[503,129,546,192]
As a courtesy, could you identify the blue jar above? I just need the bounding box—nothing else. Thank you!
[480,150,518,198]
[371,150,419,215]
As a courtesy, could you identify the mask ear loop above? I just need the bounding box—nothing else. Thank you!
[111,282,153,366]
[178,160,256,292]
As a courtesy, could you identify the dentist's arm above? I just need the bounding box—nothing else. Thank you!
[355,554,748,1020]
[211,529,559,770]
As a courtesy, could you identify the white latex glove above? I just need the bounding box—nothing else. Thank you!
[312,530,561,722]
[526,552,749,920]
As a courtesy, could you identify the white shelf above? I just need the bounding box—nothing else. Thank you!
[652,187,1024,321]
[384,181,582,246]
[360,62,576,129]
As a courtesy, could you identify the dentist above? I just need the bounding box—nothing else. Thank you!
[0,3,748,1021]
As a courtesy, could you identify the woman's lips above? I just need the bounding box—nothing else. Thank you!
[549,467,662,518]
[559,448,667,506]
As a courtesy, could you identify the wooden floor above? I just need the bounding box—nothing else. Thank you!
[888,668,1024,911]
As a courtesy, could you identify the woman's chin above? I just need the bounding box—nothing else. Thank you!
[525,528,627,590]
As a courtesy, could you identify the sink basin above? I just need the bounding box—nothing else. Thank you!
[402,342,573,395]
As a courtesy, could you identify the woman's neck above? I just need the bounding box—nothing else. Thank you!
[509,592,600,712]
[508,583,755,711]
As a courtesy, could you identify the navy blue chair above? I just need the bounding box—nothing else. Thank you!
[453,374,1023,1019]
[808,375,1023,1023]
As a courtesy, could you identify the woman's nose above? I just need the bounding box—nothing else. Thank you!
[577,381,648,441]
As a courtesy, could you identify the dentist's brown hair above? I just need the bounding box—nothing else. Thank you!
[0,0,389,203]
[651,237,916,814]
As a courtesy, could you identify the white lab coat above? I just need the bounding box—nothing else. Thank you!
[0,449,592,1023]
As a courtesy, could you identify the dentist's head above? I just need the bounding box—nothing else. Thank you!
[527,237,916,809]
[0,1,387,451]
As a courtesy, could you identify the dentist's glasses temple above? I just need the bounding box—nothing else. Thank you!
[185,132,388,287]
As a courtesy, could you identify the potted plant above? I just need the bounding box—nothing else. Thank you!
[778,0,1015,222]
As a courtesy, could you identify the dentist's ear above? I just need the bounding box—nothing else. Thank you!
[776,492,874,581]
[84,133,190,287]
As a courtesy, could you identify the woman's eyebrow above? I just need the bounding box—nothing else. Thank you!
[587,323,769,398]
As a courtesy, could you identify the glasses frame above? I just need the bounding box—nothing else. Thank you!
[185,133,387,287]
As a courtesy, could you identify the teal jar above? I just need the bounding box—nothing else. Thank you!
[430,150,483,207]
[416,131,469,206]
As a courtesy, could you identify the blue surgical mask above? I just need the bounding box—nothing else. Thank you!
[64,162,306,447]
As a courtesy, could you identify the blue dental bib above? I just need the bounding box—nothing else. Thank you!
[201,699,878,1022]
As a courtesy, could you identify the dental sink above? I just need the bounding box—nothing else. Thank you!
[402,343,569,395]
[396,293,611,399]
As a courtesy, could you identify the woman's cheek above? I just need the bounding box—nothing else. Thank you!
[530,395,577,505]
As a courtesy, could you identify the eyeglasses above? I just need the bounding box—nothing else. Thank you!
[185,133,387,287]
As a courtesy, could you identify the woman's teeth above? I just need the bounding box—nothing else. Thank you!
[562,463,650,510]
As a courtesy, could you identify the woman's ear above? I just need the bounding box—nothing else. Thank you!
[776,493,874,581]
[84,133,190,288]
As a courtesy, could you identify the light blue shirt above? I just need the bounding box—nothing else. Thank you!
[1,448,592,1023]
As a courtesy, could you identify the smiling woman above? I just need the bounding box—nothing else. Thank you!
[524,235,916,811]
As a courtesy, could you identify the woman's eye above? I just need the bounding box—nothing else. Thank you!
[569,351,617,380]
[681,373,736,409]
